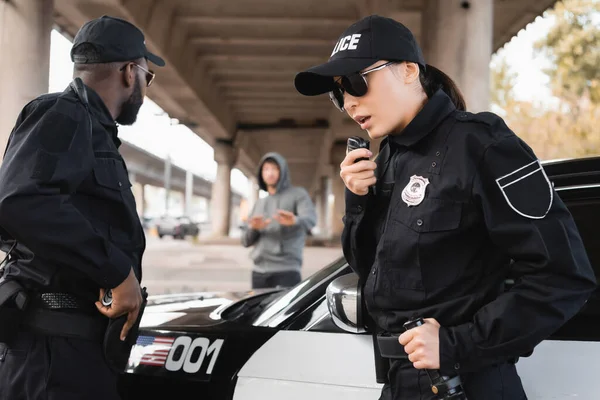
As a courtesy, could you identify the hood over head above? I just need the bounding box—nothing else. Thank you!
[257,152,291,193]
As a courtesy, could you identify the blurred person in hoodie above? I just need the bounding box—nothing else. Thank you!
[242,152,317,289]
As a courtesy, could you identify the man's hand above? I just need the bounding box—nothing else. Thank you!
[96,268,143,341]
[248,215,271,230]
[398,318,441,370]
[273,210,296,226]
[340,148,376,196]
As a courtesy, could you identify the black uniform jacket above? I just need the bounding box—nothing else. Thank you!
[0,84,145,303]
[342,89,597,376]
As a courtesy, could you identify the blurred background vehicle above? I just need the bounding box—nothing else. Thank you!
[155,216,200,239]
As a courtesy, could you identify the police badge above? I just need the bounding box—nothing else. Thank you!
[402,175,429,207]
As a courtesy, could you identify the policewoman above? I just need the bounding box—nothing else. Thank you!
[294,15,597,400]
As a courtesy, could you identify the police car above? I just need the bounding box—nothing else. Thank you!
[117,156,600,400]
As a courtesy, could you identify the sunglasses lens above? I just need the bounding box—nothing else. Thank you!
[343,74,368,97]
[329,89,344,112]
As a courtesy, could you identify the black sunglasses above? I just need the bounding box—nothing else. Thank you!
[329,61,396,112]
[119,62,156,87]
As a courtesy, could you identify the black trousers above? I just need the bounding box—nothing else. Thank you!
[0,330,120,400]
[251,270,301,289]
[379,359,528,400]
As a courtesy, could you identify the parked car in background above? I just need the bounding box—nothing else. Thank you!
[140,216,155,230]
[155,216,200,239]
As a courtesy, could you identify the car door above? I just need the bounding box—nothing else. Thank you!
[516,185,600,399]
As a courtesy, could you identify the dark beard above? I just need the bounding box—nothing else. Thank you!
[116,77,143,125]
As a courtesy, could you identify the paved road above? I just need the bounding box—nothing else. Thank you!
[141,235,343,295]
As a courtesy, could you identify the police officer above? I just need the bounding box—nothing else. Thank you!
[294,15,597,399]
[0,16,164,399]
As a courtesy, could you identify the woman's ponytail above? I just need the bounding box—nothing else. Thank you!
[419,64,466,111]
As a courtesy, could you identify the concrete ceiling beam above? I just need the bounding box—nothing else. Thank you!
[202,55,324,64]
[178,16,356,28]
[230,100,328,108]
[225,92,314,100]
[191,37,336,47]
[211,69,303,78]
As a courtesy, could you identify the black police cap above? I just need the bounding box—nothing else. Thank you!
[294,15,425,96]
[70,15,166,67]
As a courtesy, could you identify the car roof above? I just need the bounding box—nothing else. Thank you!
[543,156,600,190]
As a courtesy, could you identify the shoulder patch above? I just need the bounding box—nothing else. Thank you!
[496,160,553,219]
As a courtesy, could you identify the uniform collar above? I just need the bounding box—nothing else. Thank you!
[74,84,121,147]
[388,89,456,148]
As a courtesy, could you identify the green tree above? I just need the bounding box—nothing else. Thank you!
[488,0,600,160]
[534,0,600,104]
[490,52,600,160]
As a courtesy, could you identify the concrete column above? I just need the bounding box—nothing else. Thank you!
[126,172,144,217]
[140,183,146,217]
[0,0,54,157]
[329,141,347,241]
[316,172,332,238]
[210,140,237,237]
[164,156,171,215]
[239,178,258,223]
[185,170,193,216]
[315,189,324,235]
[248,177,259,211]
[421,0,493,112]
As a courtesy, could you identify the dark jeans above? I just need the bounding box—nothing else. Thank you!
[0,330,120,400]
[252,270,302,289]
[379,360,527,400]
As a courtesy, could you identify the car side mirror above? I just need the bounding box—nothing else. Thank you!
[326,273,366,333]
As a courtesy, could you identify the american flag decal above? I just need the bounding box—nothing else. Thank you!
[135,335,175,367]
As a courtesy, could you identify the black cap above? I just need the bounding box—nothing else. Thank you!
[71,15,166,67]
[294,15,425,96]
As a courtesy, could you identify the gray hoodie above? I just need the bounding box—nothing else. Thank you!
[241,152,317,273]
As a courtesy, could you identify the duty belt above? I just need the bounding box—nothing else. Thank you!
[23,292,107,342]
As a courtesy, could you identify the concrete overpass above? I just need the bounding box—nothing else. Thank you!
[120,140,243,219]
[0,0,559,238]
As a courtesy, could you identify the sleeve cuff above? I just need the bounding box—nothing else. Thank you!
[102,245,132,289]
[439,323,511,375]
[438,324,474,376]
[345,188,369,214]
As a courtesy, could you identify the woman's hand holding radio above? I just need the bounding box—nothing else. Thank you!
[340,149,376,196]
